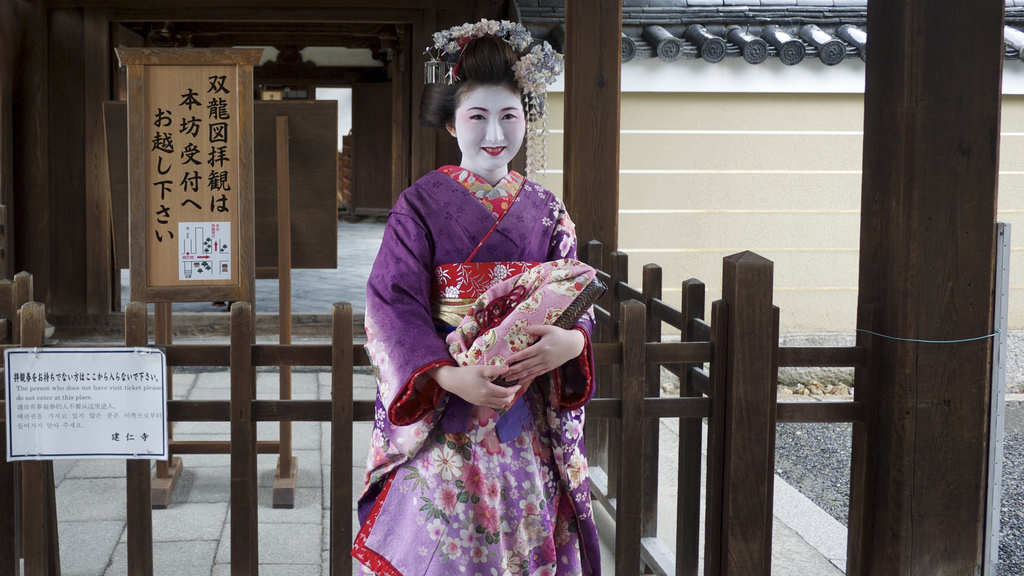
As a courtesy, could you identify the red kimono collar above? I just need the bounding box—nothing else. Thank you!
[438,165,525,220]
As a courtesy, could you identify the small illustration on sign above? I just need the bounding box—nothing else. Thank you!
[179,221,232,281]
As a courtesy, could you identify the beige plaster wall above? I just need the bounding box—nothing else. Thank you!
[533,92,1024,333]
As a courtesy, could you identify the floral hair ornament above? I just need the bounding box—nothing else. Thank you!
[425,19,565,175]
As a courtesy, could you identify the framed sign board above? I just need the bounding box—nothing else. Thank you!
[104,100,340,271]
[115,48,262,303]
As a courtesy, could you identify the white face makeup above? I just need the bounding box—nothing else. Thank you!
[450,84,526,186]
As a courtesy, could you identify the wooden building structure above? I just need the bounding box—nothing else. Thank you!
[0,0,1008,573]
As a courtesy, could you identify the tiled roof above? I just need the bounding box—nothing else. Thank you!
[517,0,1024,65]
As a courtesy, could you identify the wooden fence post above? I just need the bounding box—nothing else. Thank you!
[704,299,728,576]
[274,115,296,509]
[0,274,23,573]
[330,302,353,576]
[641,264,662,538]
[678,278,705,576]
[846,304,880,575]
[616,299,646,576]
[607,251,628,497]
[230,302,258,574]
[0,321,15,574]
[0,279,12,341]
[583,240,608,481]
[12,271,32,344]
[125,302,154,575]
[19,301,60,576]
[716,252,776,576]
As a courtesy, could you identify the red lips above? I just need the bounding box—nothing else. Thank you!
[483,146,505,156]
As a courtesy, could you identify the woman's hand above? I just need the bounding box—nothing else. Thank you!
[503,325,585,383]
[427,364,521,410]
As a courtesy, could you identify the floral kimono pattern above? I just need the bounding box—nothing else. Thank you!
[354,168,600,576]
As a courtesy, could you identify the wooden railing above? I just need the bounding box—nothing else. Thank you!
[582,241,869,576]
[0,249,874,576]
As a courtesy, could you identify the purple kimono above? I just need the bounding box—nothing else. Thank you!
[353,168,600,576]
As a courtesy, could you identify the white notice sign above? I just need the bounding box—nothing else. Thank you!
[5,347,168,461]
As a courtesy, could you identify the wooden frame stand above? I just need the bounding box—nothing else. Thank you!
[150,456,183,509]
[271,116,296,508]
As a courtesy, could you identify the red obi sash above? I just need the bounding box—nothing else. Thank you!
[431,261,538,301]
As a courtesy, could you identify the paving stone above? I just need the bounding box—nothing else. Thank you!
[171,465,232,504]
[171,373,197,398]
[257,372,299,397]
[258,449,323,487]
[350,422,372,467]
[105,539,218,576]
[168,432,231,446]
[186,386,233,401]
[173,420,231,435]
[771,517,845,575]
[257,565,322,576]
[216,522,322,565]
[58,520,123,576]
[56,477,127,521]
[257,487,324,525]
[153,502,229,541]
[53,459,76,486]
[65,458,126,479]
[353,373,379,400]
[175,453,231,468]
[193,371,231,389]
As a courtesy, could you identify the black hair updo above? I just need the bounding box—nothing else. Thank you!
[420,34,524,129]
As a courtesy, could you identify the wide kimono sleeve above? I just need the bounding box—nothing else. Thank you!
[546,198,597,411]
[364,206,455,428]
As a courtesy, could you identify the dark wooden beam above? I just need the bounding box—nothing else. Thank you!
[849,0,1004,574]
[36,0,482,9]
[254,65,387,86]
[563,0,620,258]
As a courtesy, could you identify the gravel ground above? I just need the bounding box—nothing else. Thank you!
[774,422,852,526]
[773,413,1024,575]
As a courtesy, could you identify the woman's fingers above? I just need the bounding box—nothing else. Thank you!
[482,382,520,410]
[504,358,541,382]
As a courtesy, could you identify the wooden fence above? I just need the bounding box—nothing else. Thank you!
[581,240,870,576]
[0,249,874,575]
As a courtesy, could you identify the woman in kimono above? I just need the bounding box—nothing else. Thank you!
[353,21,600,576]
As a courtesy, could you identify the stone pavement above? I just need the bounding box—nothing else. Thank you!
[45,219,848,575]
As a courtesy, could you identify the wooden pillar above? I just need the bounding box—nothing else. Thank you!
[13,2,49,307]
[83,8,112,314]
[390,26,411,202]
[47,8,89,314]
[10,7,112,315]
[563,0,620,257]
[0,0,15,280]
[849,0,1004,574]
[410,9,436,180]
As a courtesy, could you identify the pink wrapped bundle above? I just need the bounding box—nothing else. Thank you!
[445,258,604,386]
